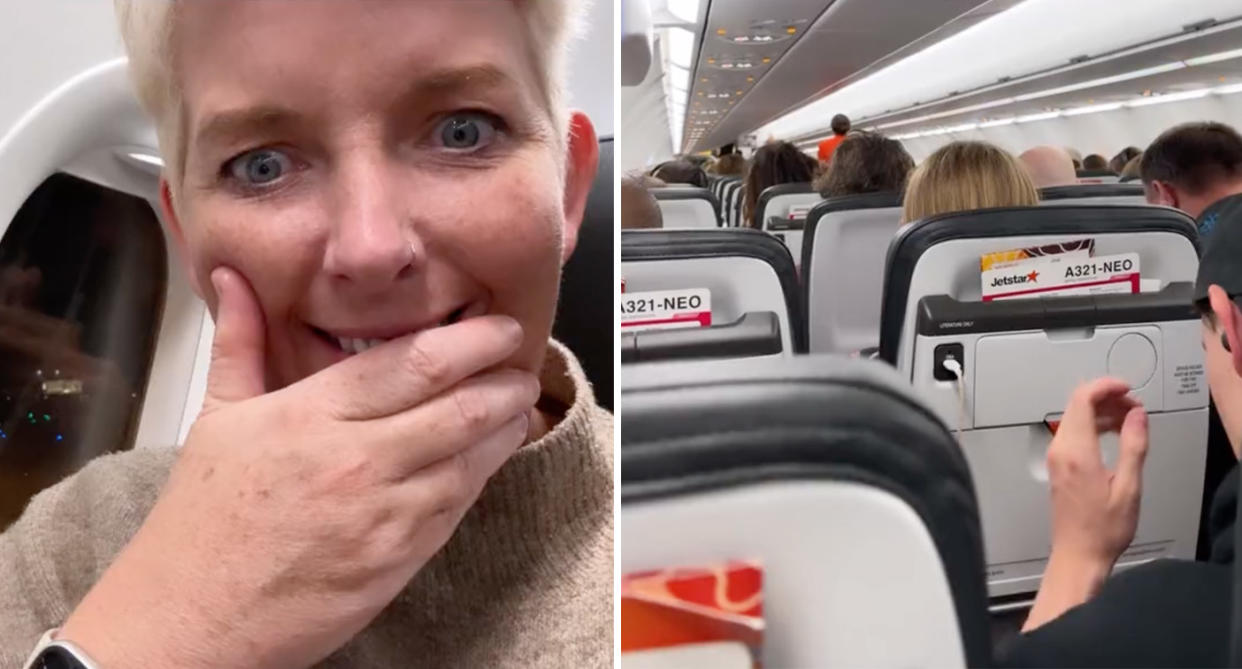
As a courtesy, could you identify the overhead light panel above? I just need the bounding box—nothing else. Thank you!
[1184,47,1242,67]
[1215,82,1242,95]
[1062,102,1125,116]
[1126,88,1211,107]
[1016,110,1062,123]
[979,117,1016,128]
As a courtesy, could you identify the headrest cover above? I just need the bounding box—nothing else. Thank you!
[622,354,991,666]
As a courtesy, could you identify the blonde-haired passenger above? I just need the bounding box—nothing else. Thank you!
[902,141,1040,224]
[1,2,612,668]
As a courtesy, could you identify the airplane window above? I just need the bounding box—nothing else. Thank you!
[0,173,166,530]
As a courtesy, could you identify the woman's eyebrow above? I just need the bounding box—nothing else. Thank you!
[397,64,521,106]
[194,106,300,153]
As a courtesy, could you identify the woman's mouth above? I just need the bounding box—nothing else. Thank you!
[311,304,469,356]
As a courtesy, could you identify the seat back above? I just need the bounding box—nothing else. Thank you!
[1040,183,1147,207]
[653,185,720,229]
[755,183,818,263]
[802,192,903,354]
[879,205,1207,597]
[1076,169,1121,184]
[553,138,614,410]
[621,229,803,355]
[622,355,991,668]
[722,180,743,227]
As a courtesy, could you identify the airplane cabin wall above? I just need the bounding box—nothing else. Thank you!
[898,96,1242,163]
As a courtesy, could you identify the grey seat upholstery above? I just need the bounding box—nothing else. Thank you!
[622,354,991,668]
[878,205,1208,597]
[621,228,804,355]
[754,183,818,265]
[801,191,903,354]
[652,185,720,229]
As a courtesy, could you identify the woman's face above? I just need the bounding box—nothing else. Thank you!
[166,0,596,388]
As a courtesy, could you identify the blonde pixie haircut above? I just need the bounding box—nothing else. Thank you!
[902,141,1040,223]
[114,0,584,195]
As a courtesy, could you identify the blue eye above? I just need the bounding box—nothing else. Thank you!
[228,149,293,186]
[436,114,498,151]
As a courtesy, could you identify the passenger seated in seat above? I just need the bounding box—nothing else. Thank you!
[651,159,709,188]
[1082,154,1110,171]
[1120,153,1143,182]
[742,140,819,227]
[1018,145,1078,188]
[1065,147,1083,170]
[1110,146,1143,174]
[1141,121,1242,229]
[622,176,663,229]
[712,152,747,177]
[901,141,1039,223]
[0,2,612,667]
[813,131,914,198]
[1001,204,1242,668]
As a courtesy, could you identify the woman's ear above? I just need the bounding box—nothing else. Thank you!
[159,178,203,298]
[560,111,599,265]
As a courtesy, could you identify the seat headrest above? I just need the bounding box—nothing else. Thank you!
[754,182,815,229]
[622,228,804,351]
[622,354,991,667]
[1040,183,1144,201]
[878,204,1199,362]
[802,190,903,270]
[652,186,721,223]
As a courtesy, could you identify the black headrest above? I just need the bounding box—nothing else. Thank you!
[878,204,1199,363]
[1076,169,1119,178]
[652,186,722,224]
[553,138,613,410]
[622,228,805,352]
[1039,183,1144,200]
[753,182,815,229]
[622,354,991,668]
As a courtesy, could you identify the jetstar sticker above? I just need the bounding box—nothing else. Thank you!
[1027,270,1039,282]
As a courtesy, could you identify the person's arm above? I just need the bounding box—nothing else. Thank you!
[0,446,176,668]
[1021,378,1149,632]
[8,267,538,668]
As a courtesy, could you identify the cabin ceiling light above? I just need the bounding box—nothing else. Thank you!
[1184,47,1242,67]
[1126,87,1212,107]
[1012,62,1186,103]
[1062,101,1125,116]
[978,117,1016,128]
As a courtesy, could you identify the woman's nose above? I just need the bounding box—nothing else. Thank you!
[323,167,422,289]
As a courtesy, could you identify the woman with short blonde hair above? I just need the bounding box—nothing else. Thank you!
[2,2,612,668]
[902,141,1040,223]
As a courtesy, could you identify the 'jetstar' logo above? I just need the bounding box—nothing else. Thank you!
[990,269,1040,288]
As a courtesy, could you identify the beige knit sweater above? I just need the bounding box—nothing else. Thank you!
[0,341,613,668]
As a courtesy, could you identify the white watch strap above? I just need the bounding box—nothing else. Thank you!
[23,629,101,669]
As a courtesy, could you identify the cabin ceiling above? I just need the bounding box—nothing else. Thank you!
[847,19,1242,137]
[681,0,1009,152]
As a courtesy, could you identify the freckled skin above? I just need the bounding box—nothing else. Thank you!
[165,1,572,393]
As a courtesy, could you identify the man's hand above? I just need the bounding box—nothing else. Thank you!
[59,267,539,668]
[1023,377,1149,632]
